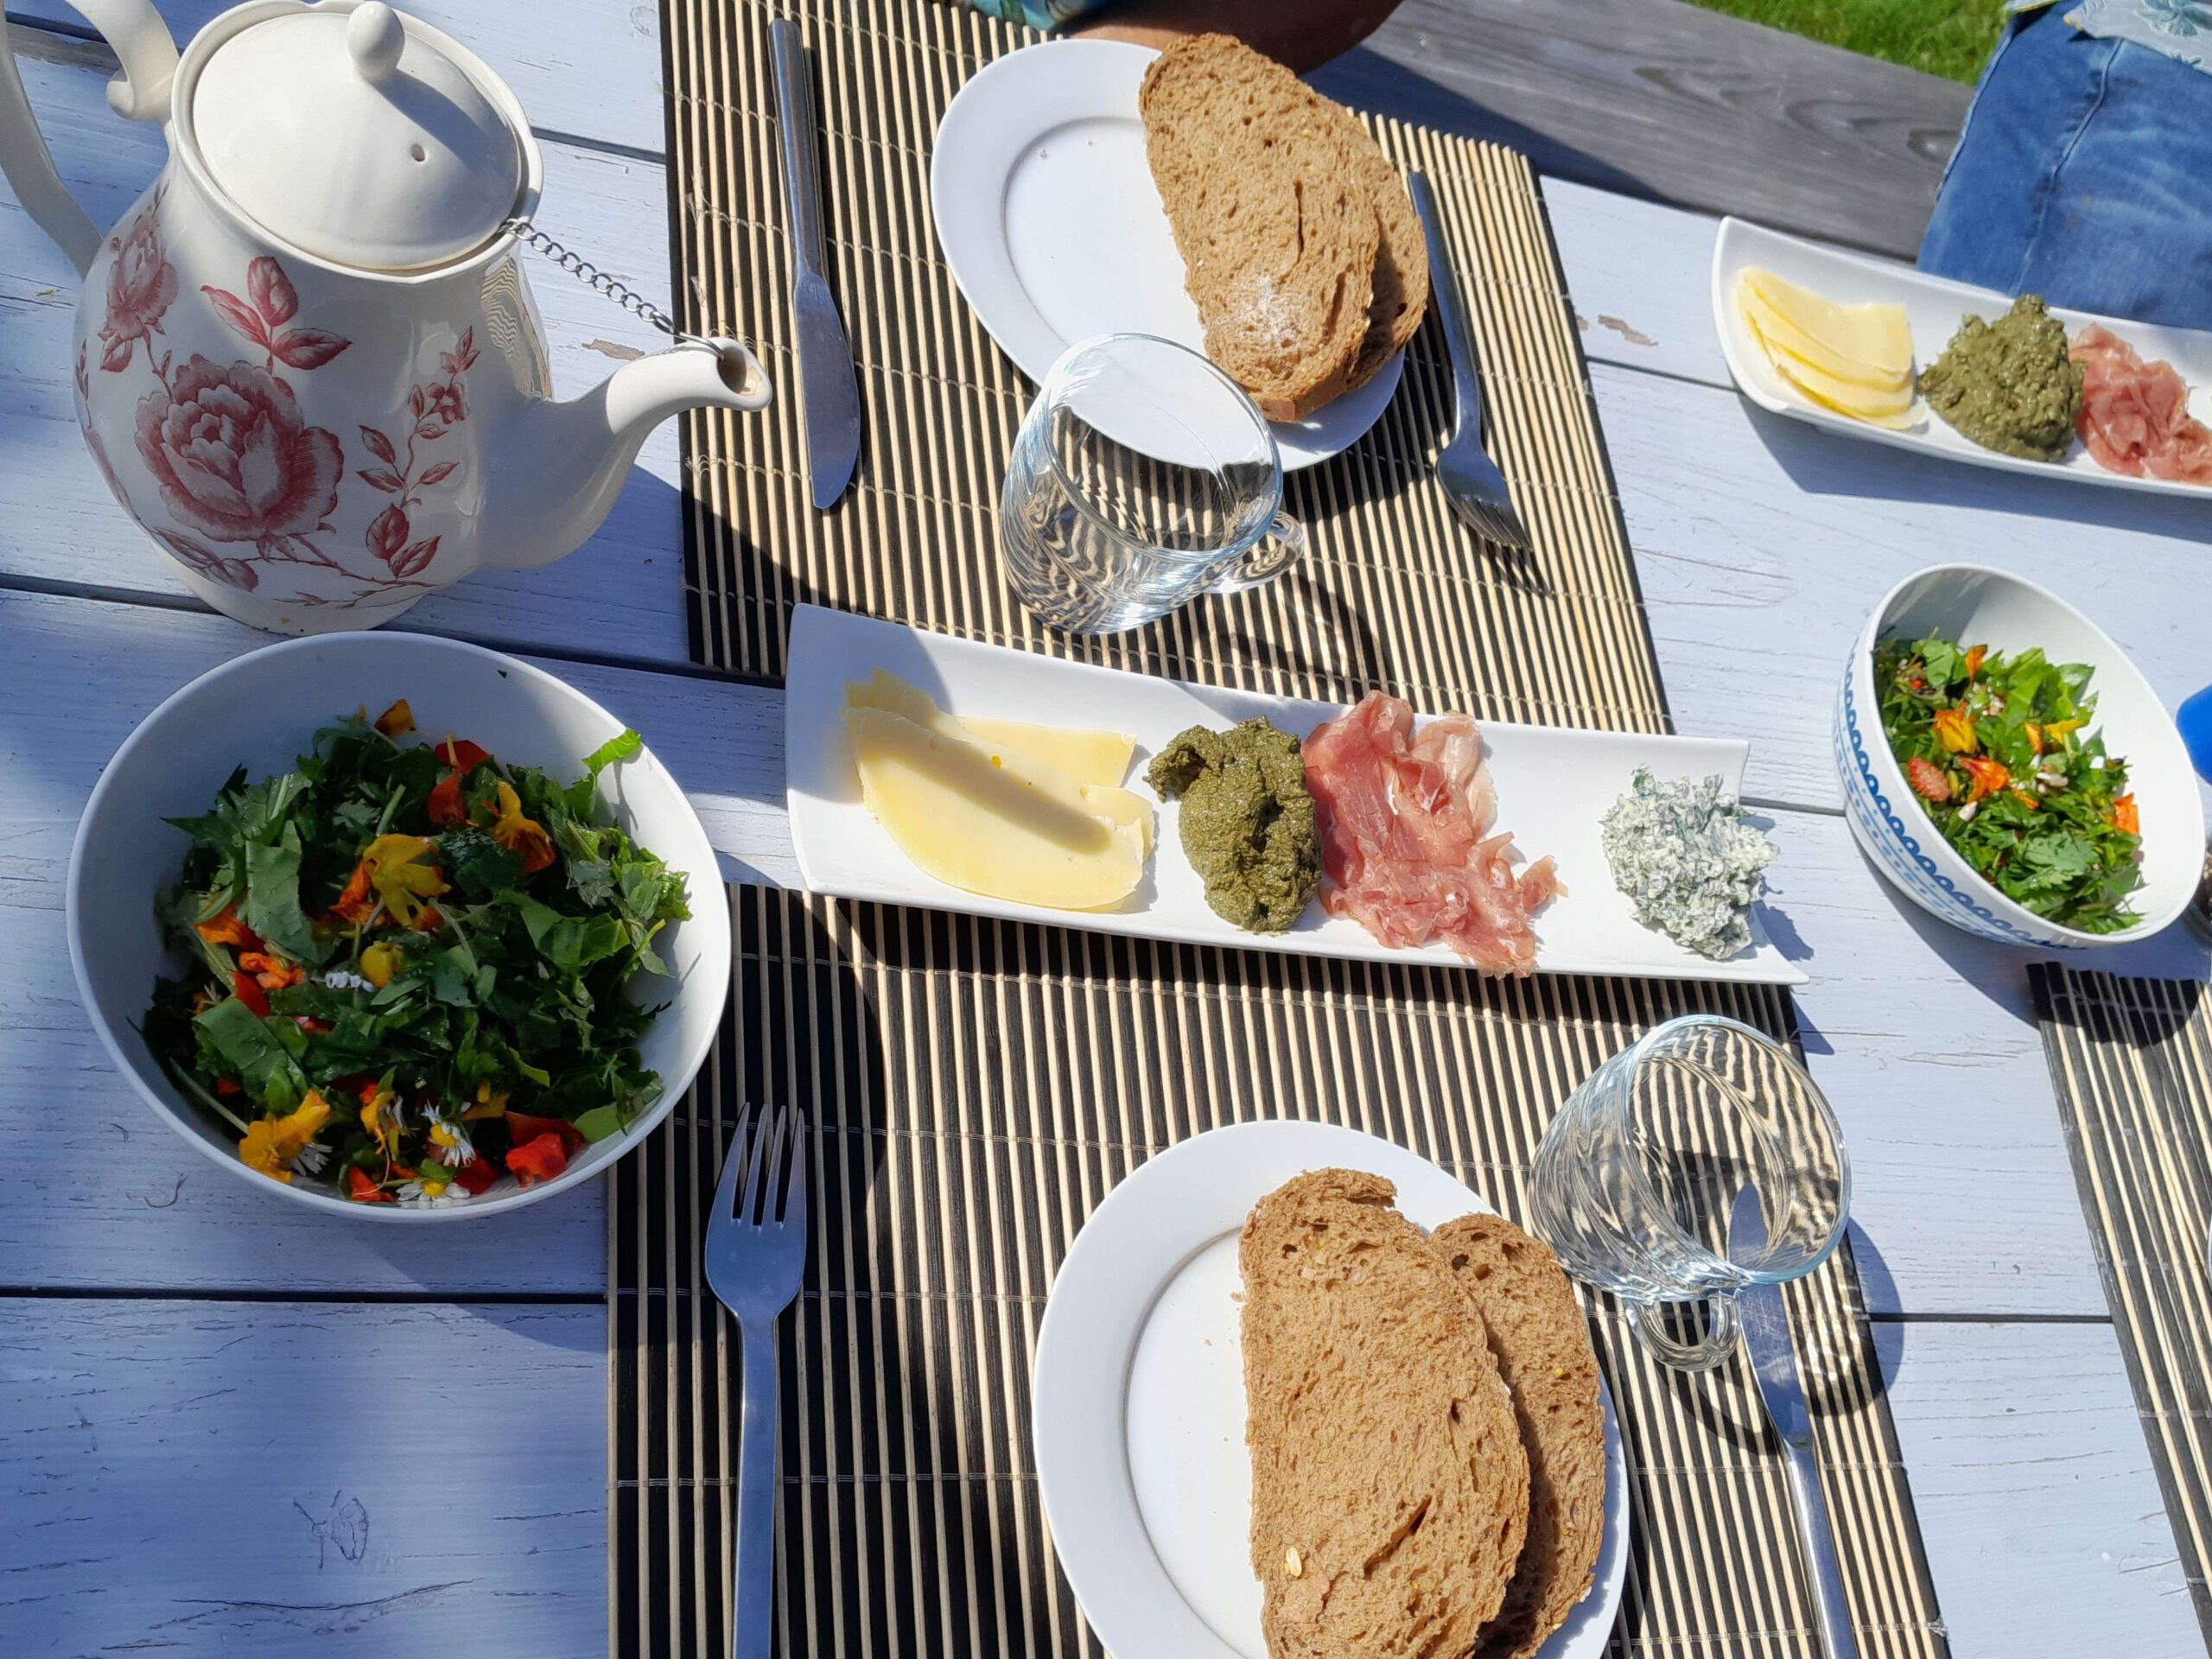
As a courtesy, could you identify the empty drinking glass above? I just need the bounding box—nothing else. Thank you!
[999,334,1306,634]
[1529,1014,1851,1372]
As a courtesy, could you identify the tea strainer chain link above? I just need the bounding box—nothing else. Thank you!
[503,217,721,349]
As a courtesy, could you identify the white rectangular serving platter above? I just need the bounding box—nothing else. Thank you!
[1712,216,2212,499]
[785,606,1806,986]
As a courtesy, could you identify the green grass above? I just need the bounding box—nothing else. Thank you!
[1681,0,2009,82]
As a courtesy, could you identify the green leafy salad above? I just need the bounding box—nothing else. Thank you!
[144,700,690,1205]
[1874,632,2143,933]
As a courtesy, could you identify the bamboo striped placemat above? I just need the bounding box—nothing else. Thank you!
[609,887,1949,1659]
[666,0,1663,736]
[2031,964,2212,1643]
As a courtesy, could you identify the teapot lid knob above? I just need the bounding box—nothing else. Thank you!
[347,3,406,86]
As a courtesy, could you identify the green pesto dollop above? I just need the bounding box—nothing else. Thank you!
[1918,295,2083,462]
[1146,718,1319,934]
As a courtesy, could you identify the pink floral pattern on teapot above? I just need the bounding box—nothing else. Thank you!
[75,187,473,611]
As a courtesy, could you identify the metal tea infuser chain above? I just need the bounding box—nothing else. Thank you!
[503,218,726,349]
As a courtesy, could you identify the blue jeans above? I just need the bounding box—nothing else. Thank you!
[1918,5,2212,329]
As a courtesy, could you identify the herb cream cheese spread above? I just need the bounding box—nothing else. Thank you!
[1600,769,1777,960]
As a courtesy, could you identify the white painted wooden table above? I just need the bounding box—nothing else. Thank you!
[3,7,2206,1656]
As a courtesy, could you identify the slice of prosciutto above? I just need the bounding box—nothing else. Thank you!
[1301,691,1562,976]
[2069,323,2212,485]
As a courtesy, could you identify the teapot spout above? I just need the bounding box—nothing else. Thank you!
[479,339,772,570]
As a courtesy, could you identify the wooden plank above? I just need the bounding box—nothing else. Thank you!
[7,0,669,155]
[1312,0,1967,259]
[1547,177,1738,387]
[1877,1319,2203,1659]
[0,1297,2189,1659]
[0,33,693,665]
[0,587,786,1294]
[0,1299,605,1656]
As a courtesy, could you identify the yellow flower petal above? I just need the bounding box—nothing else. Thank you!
[359,940,404,989]
[1931,706,1978,754]
[361,834,448,927]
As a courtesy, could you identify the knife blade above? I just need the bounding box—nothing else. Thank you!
[769,19,861,510]
[1729,1187,1862,1659]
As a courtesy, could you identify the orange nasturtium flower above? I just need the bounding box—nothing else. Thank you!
[1963,644,1987,678]
[373,698,416,737]
[239,1091,332,1185]
[1931,705,1979,754]
[1958,755,2011,802]
[490,781,557,874]
[238,950,304,992]
[2112,793,2141,836]
[194,904,262,950]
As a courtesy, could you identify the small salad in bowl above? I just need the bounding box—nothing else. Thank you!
[1836,564,2202,947]
[69,633,730,1219]
[147,702,684,1205]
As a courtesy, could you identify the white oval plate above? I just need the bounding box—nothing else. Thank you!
[931,39,1404,471]
[1033,1120,1629,1659]
[1713,216,2212,498]
[785,604,1807,985]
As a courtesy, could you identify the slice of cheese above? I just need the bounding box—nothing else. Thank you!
[1739,281,1908,392]
[845,671,1137,787]
[961,716,1134,789]
[1761,332,1921,429]
[1741,307,1920,429]
[1739,268,1913,383]
[842,706,1147,910]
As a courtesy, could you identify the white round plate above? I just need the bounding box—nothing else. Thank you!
[1033,1120,1629,1659]
[931,40,1405,471]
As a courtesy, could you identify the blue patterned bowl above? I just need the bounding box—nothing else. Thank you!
[1836,564,2202,948]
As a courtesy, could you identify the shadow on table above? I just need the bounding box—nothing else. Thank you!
[1740,398,2212,544]
[1309,46,1651,203]
[1840,832,2212,1027]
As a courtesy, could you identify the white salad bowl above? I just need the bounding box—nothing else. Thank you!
[1834,563,2202,948]
[67,632,732,1221]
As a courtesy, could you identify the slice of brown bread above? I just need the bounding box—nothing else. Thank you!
[1140,36,1379,421]
[1311,96,1429,380]
[1241,1169,1531,1659]
[1433,1214,1607,1659]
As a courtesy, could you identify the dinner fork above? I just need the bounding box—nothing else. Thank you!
[704,1105,810,1659]
[1408,171,1533,552]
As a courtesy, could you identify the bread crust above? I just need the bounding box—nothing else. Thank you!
[1240,1170,1531,1659]
[1434,1213,1607,1659]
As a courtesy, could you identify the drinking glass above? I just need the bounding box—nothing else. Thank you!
[999,334,1307,635]
[1529,1015,1851,1372]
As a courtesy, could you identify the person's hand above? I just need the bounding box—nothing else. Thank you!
[1077,0,1405,72]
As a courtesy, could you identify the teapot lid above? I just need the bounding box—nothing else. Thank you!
[189,3,528,273]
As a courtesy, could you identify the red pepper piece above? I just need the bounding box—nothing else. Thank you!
[346,1166,393,1205]
[427,739,493,828]
[505,1132,571,1187]
[505,1111,586,1156]
[232,972,270,1019]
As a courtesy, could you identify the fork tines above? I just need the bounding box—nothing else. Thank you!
[714,1103,805,1227]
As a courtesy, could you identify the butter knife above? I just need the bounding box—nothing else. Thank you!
[769,18,861,509]
[1729,1187,1861,1659]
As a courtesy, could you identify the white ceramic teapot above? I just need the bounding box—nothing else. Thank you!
[0,0,771,632]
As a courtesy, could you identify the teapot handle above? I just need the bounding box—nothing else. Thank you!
[0,3,178,276]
